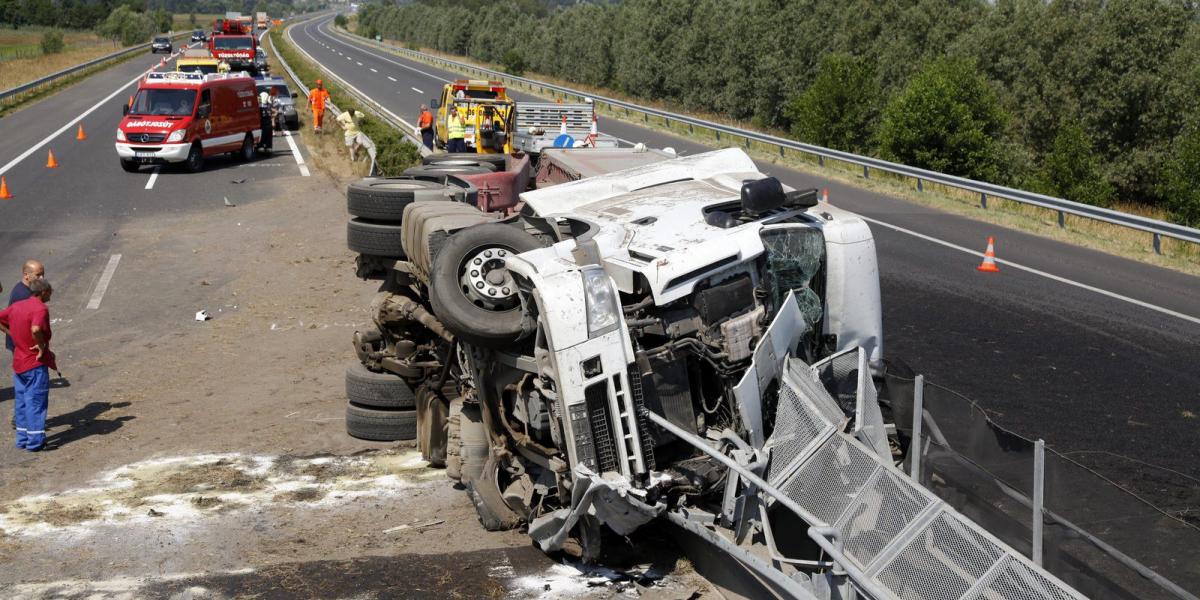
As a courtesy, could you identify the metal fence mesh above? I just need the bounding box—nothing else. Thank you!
[836,468,933,569]
[764,382,832,485]
[875,511,1004,600]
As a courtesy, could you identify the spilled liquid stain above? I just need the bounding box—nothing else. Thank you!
[0,450,439,536]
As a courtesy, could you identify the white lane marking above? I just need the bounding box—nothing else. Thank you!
[312,19,450,84]
[345,56,351,61]
[387,76,396,82]
[86,254,122,310]
[144,167,160,189]
[859,215,1200,327]
[281,130,310,177]
[370,68,377,73]
[411,87,424,94]
[0,56,170,178]
[356,61,363,66]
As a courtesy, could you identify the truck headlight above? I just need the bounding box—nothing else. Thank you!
[166,129,186,143]
[116,129,126,141]
[582,267,619,337]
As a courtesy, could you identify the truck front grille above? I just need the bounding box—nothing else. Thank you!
[584,382,618,473]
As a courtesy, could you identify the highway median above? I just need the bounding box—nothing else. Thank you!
[269,25,420,180]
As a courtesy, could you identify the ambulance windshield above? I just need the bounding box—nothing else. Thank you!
[130,89,197,117]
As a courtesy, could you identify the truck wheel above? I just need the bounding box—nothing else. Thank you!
[346,177,463,222]
[403,164,495,177]
[345,403,417,441]
[347,218,405,259]
[120,159,140,173]
[184,142,204,173]
[238,133,254,161]
[421,153,507,169]
[428,223,545,348]
[467,454,524,531]
[345,362,416,409]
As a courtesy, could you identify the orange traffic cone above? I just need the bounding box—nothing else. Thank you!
[46,149,59,169]
[76,124,87,141]
[0,176,11,199]
[821,188,829,203]
[977,237,1000,273]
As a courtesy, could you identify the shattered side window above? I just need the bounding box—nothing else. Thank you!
[760,226,824,330]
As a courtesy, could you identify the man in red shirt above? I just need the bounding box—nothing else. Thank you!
[0,279,55,451]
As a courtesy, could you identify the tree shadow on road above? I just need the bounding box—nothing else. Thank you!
[42,401,134,451]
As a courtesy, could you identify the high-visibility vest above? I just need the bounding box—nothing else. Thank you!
[447,112,464,139]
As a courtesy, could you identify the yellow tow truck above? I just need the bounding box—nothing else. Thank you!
[432,79,515,154]
[176,48,221,75]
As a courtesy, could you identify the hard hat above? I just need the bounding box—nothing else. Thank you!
[316,79,323,86]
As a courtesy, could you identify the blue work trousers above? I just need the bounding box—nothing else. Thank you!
[14,365,48,451]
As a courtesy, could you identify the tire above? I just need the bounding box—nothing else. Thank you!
[345,362,416,409]
[422,153,507,169]
[428,223,546,348]
[347,218,405,259]
[345,403,417,441]
[416,386,449,468]
[445,397,463,481]
[184,142,204,173]
[238,133,254,161]
[288,117,298,131]
[346,177,461,222]
[467,454,523,531]
[120,159,140,173]
[459,403,488,485]
[403,164,495,177]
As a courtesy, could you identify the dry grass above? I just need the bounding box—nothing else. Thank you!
[351,28,1200,276]
[171,14,222,31]
[0,28,129,92]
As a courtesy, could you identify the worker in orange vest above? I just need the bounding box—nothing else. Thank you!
[417,104,434,150]
[309,79,331,132]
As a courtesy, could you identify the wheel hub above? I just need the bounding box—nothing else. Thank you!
[461,247,518,310]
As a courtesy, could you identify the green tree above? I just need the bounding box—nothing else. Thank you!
[500,49,526,76]
[39,29,63,54]
[188,11,196,27]
[783,53,880,154]
[1035,122,1113,207]
[1162,127,1200,227]
[333,13,347,28]
[97,5,155,46]
[878,57,1008,182]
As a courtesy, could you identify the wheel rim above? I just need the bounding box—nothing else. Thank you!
[188,146,201,168]
[459,246,519,310]
[374,182,431,190]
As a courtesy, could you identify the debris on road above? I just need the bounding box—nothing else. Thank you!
[382,518,444,534]
[194,310,211,321]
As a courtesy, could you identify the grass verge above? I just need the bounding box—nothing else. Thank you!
[343,27,1200,277]
[269,26,420,179]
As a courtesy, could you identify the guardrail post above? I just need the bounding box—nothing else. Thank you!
[818,155,824,167]
[1153,233,1162,255]
[715,130,721,141]
[910,375,925,481]
[917,178,924,192]
[779,146,785,158]
[1033,439,1045,567]
[688,123,694,134]
[1057,211,1065,228]
[980,193,988,209]
[744,136,750,149]
[863,165,869,179]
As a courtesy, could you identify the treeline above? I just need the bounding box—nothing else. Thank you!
[0,0,320,33]
[358,0,1200,226]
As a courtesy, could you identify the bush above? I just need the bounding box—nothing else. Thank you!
[1162,127,1200,227]
[878,57,1008,183]
[334,14,348,28]
[40,30,65,54]
[783,53,879,154]
[1034,122,1113,207]
[500,49,526,76]
[96,6,156,47]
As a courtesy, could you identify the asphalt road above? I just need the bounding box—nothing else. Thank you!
[0,41,311,350]
[293,16,1200,485]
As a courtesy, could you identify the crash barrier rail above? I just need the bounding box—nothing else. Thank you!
[900,373,1200,600]
[337,27,1200,255]
[0,31,194,104]
[281,20,431,165]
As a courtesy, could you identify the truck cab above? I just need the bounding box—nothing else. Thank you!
[209,33,258,73]
[432,79,515,154]
[176,49,220,75]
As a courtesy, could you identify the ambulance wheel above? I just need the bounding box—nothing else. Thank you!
[120,159,140,173]
[428,222,546,348]
[238,133,254,162]
[184,142,205,173]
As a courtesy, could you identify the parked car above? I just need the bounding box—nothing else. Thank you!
[255,77,298,130]
[116,71,262,173]
[253,48,269,74]
[191,30,207,43]
[151,37,172,54]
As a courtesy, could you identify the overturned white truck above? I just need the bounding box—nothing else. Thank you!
[353,149,1087,600]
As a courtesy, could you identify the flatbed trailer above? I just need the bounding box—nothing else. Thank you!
[513,102,618,152]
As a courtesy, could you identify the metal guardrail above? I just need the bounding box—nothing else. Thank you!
[0,32,192,104]
[335,26,1200,255]
[279,20,430,162]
